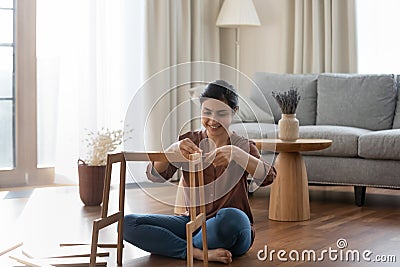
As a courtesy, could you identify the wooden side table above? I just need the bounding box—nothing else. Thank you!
[254,139,332,221]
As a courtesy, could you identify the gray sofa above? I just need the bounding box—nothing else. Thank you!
[230,72,400,206]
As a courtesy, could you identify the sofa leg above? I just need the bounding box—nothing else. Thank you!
[354,186,366,206]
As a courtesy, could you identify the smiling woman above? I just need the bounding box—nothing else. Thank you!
[123,80,277,264]
[199,80,239,146]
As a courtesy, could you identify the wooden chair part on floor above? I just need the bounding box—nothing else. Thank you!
[187,153,208,267]
[88,152,208,267]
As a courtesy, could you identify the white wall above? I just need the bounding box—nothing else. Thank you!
[220,0,291,84]
[356,0,400,74]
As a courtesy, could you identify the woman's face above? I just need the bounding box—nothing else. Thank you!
[201,98,235,137]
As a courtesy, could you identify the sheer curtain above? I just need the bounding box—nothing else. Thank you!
[37,0,144,183]
[283,0,357,73]
[141,0,221,151]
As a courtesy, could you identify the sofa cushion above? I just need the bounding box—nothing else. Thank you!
[251,72,318,125]
[316,74,397,131]
[299,125,371,157]
[392,75,400,129]
[232,95,274,123]
[358,129,400,160]
[230,123,277,140]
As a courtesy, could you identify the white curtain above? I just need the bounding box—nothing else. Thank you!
[37,0,145,183]
[141,0,221,150]
[284,0,357,73]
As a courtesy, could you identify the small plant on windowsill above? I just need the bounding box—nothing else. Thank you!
[78,127,132,206]
[272,87,301,141]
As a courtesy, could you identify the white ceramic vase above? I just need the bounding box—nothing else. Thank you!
[278,114,299,141]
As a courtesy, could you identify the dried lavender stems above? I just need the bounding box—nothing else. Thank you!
[272,87,301,114]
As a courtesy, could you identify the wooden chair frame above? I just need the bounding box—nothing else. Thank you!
[88,152,208,267]
[186,153,208,267]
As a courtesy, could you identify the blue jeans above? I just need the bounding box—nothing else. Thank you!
[123,207,252,259]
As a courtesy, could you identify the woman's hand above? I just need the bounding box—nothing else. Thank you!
[205,145,240,168]
[167,138,202,159]
[154,138,201,174]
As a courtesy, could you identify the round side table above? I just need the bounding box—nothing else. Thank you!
[254,139,332,221]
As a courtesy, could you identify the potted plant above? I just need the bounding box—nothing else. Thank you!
[272,87,301,141]
[78,128,124,206]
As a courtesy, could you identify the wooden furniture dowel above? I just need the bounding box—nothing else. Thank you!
[9,255,54,267]
[0,242,23,257]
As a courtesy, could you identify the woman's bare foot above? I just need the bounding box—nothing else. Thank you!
[193,247,232,264]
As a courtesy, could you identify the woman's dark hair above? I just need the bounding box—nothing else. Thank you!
[200,80,238,110]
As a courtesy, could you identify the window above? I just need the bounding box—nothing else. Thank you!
[1,0,146,186]
[0,0,15,170]
[0,0,54,187]
[356,0,400,74]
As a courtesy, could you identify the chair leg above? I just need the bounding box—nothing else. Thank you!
[186,217,208,267]
[117,160,126,265]
[187,153,208,267]
[201,220,208,267]
[186,222,194,267]
[117,216,124,265]
[90,220,99,267]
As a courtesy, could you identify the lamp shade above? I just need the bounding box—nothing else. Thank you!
[216,0,261,28]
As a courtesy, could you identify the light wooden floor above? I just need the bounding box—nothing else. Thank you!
[1,184,399,266]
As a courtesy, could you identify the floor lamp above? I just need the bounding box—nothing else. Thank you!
[216,0,261,89]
